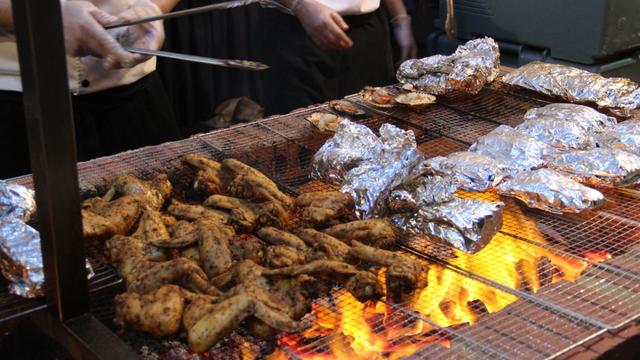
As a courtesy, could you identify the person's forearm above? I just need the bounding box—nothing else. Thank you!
[382,0,408,19]
[151,0,180,13]
[0,0,14,31]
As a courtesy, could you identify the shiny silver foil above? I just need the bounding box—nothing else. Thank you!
[341,124,424,218]
[502,62,640,117]
[397,37,500,95]
[595,120,640,156]
[391,197,504,254]
[548,148,640,187]
[0,218,95,298]
[516,104,617,150]
[311,120,383,184]
[497,168,604,214]
[387,166,459,212]
[427,151,508,191]
[469,125,555,175]
[0,181,36,222]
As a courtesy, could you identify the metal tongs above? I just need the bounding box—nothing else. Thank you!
[107,0,292,71]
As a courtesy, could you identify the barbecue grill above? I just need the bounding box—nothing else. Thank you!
[3,1,640,359]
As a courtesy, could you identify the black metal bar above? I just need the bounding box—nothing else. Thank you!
[11,0,89,321]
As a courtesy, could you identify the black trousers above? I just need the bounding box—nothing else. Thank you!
[256,8,395,115]
[0,72,180,179]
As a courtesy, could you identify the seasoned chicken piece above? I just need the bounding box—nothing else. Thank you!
[204,195,259,230]
[132,210,169,261]
[103,173,172,211]
[230,234,266,264]
[183,154,231,196]
[323,219,397,248]
[296,228,351,261]
[197,219,234,278]
[82,195,142,236]
[180,245,201,263]
[106,235,218,295]
[263,260,383,302]
[264,245,306,268]
[114,285,186,336]
[227,174,293,208]
[222,158,272,184]
[295,191,354,227]
[349,240,426,300]
[257,227,309,251]
[255,200,291,228]
[167,199,229,223]
[152,220,199,248]
[81,209,116,239]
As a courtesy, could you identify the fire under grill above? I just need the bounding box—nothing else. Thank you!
[3,80,640,359]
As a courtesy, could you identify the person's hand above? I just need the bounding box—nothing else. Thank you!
[61,1,139,68]
[112,0,165,67]
[390,14,416,66]
[292,0,353,50]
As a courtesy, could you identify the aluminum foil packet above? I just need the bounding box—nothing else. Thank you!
[387,165,459,212]
[391,197,504,254]
[497,168,604,214]
[311,120,383,184]
[427,151,508,191]
[341,124,425,218]
[502,62,640,117]
[469,125,556,175]
[0,219,95,298]
[595,119,640,156]
[516,103,617,150]
[0,181,36,222]
[397,37,500,95]
[548,148,640,187]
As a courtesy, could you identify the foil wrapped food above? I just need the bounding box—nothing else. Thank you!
[392,197,504,254]
[469,125,555,175]
[595,120,640,156]
[311,120,383,184]
[397,37,500,95]
[516,103,617,150]
[387,166,459,212]
[497,169,604,214]
[548,148,640,187]
[502,62,640,117]
[0,181,36,222]
[427,151,508,191]
[341,124,424,218]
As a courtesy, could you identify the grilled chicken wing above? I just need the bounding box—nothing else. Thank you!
[296,228,351,261]
[81,209,117,239]
[204,195,260,230]
[197,219,234,278]
[257,227,309,251]
[323,219,397,248]
[114,285,186,336]
[295,191,354,227]
[264,245,306,268]
[182,154,232,196]
[82,195,142,237]
[152,220,200,248]
[167,199,229,223]
[132,209,169,261]
[227,174,293,208]
[103,173,172,211]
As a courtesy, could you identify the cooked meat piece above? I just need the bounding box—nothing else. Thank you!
[296,228,351,261]
[82,195,142,236]
[295,191,353,227]
[197,219,234,278]
[263,260,383,302]
[114,285,186,336]
[227,174,293,208]
[153,220,199,248]
[81,209,116,239]
[204,195,260,230]
[230,234,265,264]
[222,158,272,184]
[323,219,397,248]
[182,154,232,196]
[106,235,218,295]
[349,240,426,300]
[257,227,309,251]
[180,246,200,264]
[255,201,291,228]
[264,245,306,268]
[167,199,229,223]
[103,173,172,211]
[132,210,170,261]
[209,259,266,290]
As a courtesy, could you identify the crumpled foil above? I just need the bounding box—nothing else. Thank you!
[516,103,617,150]
[548,148,640,187]
[397,37,500,95]
[391,197,504,254]
[595,119,640,156]
[387,166,459,212]
[427,151,508,191]
[0,219,95,298]
[469,125,556,175]
[0,181,36,222]
[497,168,604,214]
[341,124,424,218]
[502,62,640,117]
[311,120,383,184]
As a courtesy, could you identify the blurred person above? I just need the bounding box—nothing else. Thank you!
[0,0,181,179]
[258,0,416,115]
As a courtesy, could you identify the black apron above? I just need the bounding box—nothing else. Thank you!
[256,8,395,116]
[0,71,180,179]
